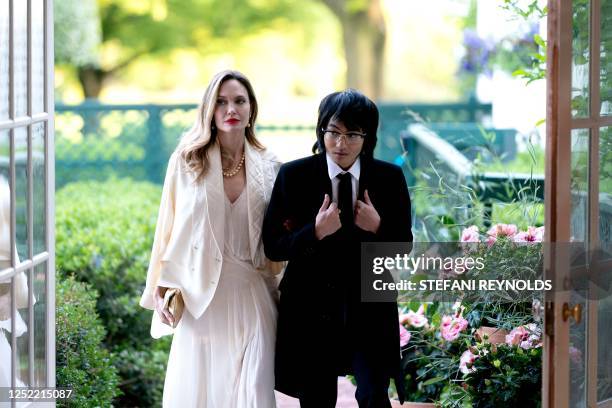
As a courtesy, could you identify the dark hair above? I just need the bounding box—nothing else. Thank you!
[313,89,379,157]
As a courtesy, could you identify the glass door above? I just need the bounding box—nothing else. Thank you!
[0,0,55,406]
[545,0,612,406]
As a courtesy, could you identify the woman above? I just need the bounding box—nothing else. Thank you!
[139,70,283,407]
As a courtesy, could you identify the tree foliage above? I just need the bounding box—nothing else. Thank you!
[54,0,101,67]
[56,0,317,97]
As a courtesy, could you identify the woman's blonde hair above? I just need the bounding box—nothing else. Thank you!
[176,70,264,180]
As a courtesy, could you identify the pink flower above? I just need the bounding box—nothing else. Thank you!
[535,226,545,241]
[460,225,480,243]
[514,226,545,243]
[459,349,478,374]
[440,315,469,341]
[505,323,541,349]
[399,305,428,328]
[486,223,518,245]
[569,346,582,365]
[399,323,411,347]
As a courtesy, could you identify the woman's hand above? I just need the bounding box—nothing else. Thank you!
[154,285,175,326]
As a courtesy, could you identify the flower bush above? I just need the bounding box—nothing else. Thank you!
[462,339,542,407]
[397,223,545,405]
[398,303,470,403]
[398,304,543,406]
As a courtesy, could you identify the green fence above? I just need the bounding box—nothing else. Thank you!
[54,98,499,187]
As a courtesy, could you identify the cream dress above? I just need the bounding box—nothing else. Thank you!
[162,189,277,408]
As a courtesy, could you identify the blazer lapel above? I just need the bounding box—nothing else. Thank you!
[203,143,225,256]
[245,143,265,265]
[317,153,333,199]
[357,155,371,202]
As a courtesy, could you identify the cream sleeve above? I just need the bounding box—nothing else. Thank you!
[139,153,179,310]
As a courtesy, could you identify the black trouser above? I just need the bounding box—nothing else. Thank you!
[298,351,391,408]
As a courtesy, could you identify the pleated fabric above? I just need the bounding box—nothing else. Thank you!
[163,190,277,408]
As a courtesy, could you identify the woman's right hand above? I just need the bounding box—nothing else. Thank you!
[154,286,175,326]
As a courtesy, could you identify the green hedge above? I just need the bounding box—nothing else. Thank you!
[56,276,120,406]
[56,178,169,406]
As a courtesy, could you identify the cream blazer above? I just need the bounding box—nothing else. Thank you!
[139,142,284,338]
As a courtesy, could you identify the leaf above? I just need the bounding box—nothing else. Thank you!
[423,376,446,386]
[533,34,546,48]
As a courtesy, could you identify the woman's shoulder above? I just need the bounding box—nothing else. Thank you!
[257,147,282,165]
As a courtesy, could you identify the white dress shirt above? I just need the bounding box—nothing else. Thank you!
[326,153,360,208]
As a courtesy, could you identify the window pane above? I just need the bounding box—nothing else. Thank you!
[602,0,612,116]
[571,0,590,118]
[598,296,612,402]
[32,0,44,114]
[14,0,28,117]
[571,129,589,247]
[33,262,45,387]
[599,126,612,401]
[33,123,45,255]
[0,276,12,387]
[0,130,10,273]
[0,0,8,120]
[601,126,612,251]
[15,270,30,387]
[15,127,28,262]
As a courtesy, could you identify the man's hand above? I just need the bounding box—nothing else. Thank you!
[154,285,175,326]
[355,190,381,233]
[315,194,341,240]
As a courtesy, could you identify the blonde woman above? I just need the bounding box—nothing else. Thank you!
[140,70,283,407]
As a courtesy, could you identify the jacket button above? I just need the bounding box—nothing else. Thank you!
[193,244,198,250]
[210,280,217,285]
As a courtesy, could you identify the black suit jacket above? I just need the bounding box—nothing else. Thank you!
[263,153,412,400]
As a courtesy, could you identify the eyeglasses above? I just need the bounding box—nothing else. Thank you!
[322,128,366,145]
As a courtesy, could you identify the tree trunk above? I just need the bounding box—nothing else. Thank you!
[322,0,386,100]
[77,66,107,99]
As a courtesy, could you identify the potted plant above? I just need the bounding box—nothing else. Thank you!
[458,223,544,342]
[461,323,543,407]
[395,303,471,407]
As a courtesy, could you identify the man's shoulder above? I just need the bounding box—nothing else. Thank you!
[369,158,403,177]
[279,154,320,174]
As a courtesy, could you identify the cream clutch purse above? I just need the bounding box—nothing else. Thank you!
[162,288,184,328]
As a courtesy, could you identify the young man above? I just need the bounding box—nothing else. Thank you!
[263,89,413,407]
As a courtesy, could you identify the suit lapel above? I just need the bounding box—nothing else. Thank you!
[357,155,371,202]
[245,143,265,265]
[203,143,225,255]
[317,153,333,199]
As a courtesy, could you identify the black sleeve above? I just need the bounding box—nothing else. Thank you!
[262,166,319,261]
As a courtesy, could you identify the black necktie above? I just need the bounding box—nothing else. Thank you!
[337,172,353,228]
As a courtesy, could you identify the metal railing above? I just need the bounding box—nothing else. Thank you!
[54,99,495,187]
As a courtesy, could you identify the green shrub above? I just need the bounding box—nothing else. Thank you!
[56,276,120,407]
[113,338,171,407]
[56,178,161,348]
[464,343,542,408]
[56,178,169,407]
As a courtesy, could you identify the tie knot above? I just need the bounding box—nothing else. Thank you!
[337,172,351,182]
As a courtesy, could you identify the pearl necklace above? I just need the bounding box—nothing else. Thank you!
[222,152,245,178]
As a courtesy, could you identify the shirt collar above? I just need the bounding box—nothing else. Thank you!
[326,153,361,180]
